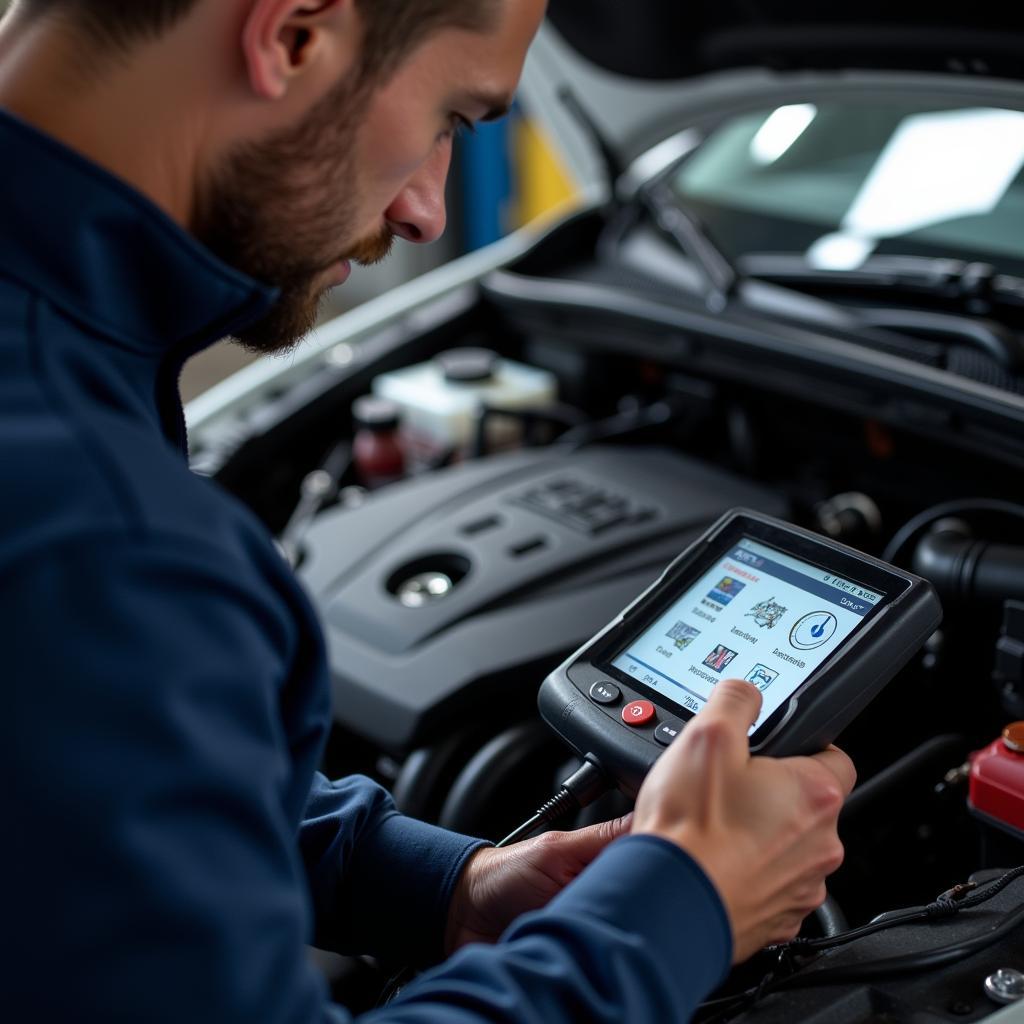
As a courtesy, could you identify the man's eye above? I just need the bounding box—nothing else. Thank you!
[442,114,476,142]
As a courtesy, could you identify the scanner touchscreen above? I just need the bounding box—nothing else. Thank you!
[609,537,887,733]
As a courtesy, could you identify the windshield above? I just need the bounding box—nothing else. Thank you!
[672,101,1024,276]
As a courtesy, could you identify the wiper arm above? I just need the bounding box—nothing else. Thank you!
[553,83,738,311]
[638,181,740,312]
[740,252,1024,370]
[855,307,1024,371]
[740,252,1024,311]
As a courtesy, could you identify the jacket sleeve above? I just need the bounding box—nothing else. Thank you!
[300,772,487,965]
[367,835,733,1024]
[8,532,352,1022]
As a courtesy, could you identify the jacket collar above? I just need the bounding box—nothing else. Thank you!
[0,107,278,356]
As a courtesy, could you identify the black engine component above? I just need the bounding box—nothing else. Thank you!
[299,446,786,750]
[723,872,1024,1023]
[912,521,1024,605]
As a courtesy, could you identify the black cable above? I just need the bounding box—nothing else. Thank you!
[780,901,1024,989]
[791,906,936,954]
[697,866,1024,1019]
[557,397,690,451]
[496,759,611,848]
[278,440,353,566]
[497,792,577,848]
[942,864,1024,910]
[791,864,1024,954]
[695,948,792,1024]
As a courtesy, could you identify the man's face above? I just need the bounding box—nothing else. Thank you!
[196,0,546,354]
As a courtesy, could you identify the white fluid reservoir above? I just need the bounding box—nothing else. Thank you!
[372,348,558,467]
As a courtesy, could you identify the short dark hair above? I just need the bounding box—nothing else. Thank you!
[17,0,501,79]
[17,0,197,50]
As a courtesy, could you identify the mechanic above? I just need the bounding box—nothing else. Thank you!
[0,1,855,1020]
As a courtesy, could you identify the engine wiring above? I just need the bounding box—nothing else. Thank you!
[696,865,1024,1022]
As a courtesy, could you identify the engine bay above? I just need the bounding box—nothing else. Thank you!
[191,203,1024,1021]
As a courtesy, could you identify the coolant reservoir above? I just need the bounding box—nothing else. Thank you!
[969,722,1024,839]
[372,348,557,468]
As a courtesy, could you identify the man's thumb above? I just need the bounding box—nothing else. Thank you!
[702,677,763,732]
[552,813,633,864]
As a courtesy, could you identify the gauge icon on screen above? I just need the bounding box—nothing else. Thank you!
[790,611,837,650]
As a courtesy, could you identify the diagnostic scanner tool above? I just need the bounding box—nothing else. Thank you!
[539,509,942,794]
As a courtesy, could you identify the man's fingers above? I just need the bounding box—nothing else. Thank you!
[810,744,857,797]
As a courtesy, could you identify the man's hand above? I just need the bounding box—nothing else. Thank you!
[632,678,856,963]
[445,814,632,954]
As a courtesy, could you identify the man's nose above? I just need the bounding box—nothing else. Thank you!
[384,142,451,245]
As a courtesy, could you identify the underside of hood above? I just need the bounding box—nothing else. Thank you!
[547,1,1024,82]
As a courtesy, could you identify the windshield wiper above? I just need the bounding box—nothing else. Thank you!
[739,252,1024,370]
[638,181,740,312]
[740,252,1024,310]
[553,84,740,311]
[854,308,1024,370]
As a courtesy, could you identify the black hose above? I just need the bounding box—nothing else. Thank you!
[882,498,1024,566]
[391,725,483,820]
[438,721,557,834]
[912,528,1024,604]
[840,734,967,823]
[812,894,848,938]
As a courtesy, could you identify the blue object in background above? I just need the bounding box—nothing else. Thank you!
[459,115,513,251]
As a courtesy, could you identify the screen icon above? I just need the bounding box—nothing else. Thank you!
[746,597,787,629]
[666,621,701,650]
[703,644,739,673]
[745,664,779,691]
[707,577,746,606]
[790,611,838,650]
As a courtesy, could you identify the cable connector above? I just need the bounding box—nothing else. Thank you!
[936,880,977,904]
[560,757,612,808]
[497,757,612,848]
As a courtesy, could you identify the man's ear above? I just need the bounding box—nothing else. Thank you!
[240,0,357,101]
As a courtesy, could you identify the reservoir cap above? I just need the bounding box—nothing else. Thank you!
[437,348,498,384]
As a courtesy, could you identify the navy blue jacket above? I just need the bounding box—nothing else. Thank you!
[1,108,731,1022]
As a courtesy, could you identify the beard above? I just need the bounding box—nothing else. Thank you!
[193,71,394,354]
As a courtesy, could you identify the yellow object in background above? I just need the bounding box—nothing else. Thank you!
[513,117,578,228]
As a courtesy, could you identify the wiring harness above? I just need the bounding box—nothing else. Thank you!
[698,866,1024,1021]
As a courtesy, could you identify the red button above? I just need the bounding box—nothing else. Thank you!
[621,700,655,726]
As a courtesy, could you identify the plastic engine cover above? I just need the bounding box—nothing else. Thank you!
[299,446,787,750]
